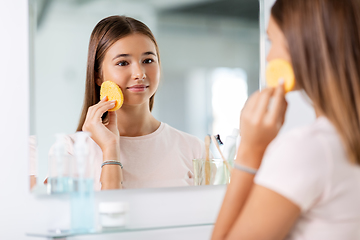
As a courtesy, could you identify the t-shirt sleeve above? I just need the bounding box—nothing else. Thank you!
[254,131,329,212]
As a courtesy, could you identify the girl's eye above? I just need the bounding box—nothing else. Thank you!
[143,58,154,64]
[117,61,129,66]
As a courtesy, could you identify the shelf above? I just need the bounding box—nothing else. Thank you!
[26,223,213,239]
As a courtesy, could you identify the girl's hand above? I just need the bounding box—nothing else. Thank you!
[237,84,288,168]
[82,96,120,160]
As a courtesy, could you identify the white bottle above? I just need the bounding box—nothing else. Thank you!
[223,128,239,167]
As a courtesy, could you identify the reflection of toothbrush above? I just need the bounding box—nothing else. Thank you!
[214,134,223,146]
[211,135,231,170]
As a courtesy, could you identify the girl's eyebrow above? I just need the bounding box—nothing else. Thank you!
[112,51,156,61]
[143,51,156,57]
[112,54,130,61]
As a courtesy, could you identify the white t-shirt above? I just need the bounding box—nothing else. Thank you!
[58,122,205,190]
[255,117,360,240]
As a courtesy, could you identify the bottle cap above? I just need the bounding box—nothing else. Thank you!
[74,131,91,155]
[54,133,67,154]
[231,128,239,137]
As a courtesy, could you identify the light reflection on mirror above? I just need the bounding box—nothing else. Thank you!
[30,0,260,192]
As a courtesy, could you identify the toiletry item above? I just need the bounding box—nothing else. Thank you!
[99,202,129,228]
[47,134,72,194]
[100,81,124,111]
[71,131,94,233]
[223,128,239,167]
[211,135,231,171]
[193,159,231,185]
[215,134,223,146]
[266,59,295,93]
[204,135,211,185]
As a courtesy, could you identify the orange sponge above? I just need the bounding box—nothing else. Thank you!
[266,59,295,93]
[100,81,124,111]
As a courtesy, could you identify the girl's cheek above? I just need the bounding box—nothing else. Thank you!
[267,47,275,62]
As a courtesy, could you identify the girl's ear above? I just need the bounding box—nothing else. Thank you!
[95,71,102,86]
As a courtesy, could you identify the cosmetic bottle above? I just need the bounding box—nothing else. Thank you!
[223,128,239,167]
[47,134,72,194]
[71,131,94,233]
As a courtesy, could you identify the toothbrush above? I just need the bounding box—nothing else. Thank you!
[205,135,211,185]
[211,135,232,171]
[214,134,223,146]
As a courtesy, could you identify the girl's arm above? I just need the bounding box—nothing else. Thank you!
[212,85,299,239]
[224,183,300,240]
[212,151,300,240]
[100,138,123,190]
[82,97,123,190]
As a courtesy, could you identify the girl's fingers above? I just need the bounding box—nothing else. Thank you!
[83,100,115,132]
[267,84,287,125]
[93,101,116,119]
[243,91,261,114]
[101,96,108,102]
[86,97,109,116]
[87,99,113,117]
[253,88,275,119]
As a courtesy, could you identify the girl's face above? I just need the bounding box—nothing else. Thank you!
[99,33,160,108]
[266,16,291,63]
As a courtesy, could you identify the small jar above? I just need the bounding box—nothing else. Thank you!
[98,202,129,228]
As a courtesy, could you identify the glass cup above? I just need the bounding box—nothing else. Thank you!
[192,159,231,186]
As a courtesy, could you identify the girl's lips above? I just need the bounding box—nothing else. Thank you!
[127,85,149,92]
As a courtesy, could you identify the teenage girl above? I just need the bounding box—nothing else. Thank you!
[77,16,204,190]
[212,0,360,239]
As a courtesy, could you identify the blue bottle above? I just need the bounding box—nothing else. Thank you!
[71,131,94,233]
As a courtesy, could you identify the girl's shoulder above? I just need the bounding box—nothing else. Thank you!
[269,116,340,155]
[256,117,344,211]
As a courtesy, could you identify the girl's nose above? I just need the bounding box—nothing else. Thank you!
[132,63,146,80]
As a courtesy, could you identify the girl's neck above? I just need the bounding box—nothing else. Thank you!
[115,103,160,137]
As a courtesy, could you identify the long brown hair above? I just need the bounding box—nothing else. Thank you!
[272,0,360,164]
[77,15,160,131]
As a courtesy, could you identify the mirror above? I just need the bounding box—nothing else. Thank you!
[30,0,260,192]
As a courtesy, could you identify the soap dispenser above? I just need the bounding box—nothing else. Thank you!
[71,131,95,233]
[47,133,72,194]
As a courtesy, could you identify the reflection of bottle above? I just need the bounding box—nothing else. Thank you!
[223,128,239,167]
[71,131,94,233]
[48,134,72,194]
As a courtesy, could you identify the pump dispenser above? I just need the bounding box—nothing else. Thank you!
[71,131,94,233]
[48,133,71,194]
